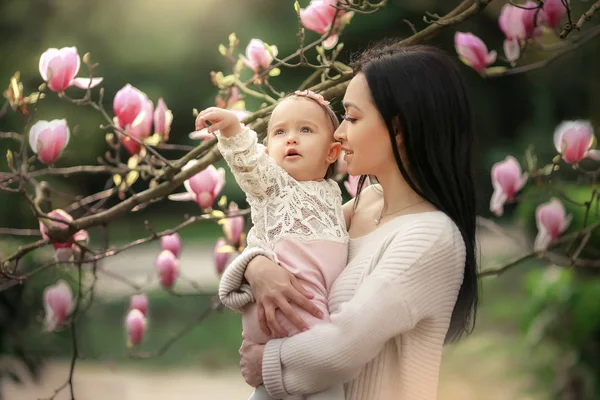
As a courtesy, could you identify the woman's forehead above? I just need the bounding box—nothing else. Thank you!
[344,74,370,105]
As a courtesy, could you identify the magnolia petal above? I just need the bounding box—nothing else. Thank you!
[71,77,103,89]
[168,192,195,201]
[503,39,520,63]
[490,188,508,217]
[189,129,213,140]
[534,226,552,252]
[586,149,600,161]
[322,35,339,50]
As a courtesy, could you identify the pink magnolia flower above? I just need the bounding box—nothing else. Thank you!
[299,0,352,49]
[454,32,497,72]
[222,202,244,247]
[155,250,179,289]
[43,280,74,332]
[541,0,567,29]
[39,209,74,249]
[160,233,182,258]
[114,84,147,127]
[29,119,70,164]
[498,2,540,62]
[240,39,277,73]
[153,98,173,141]
[39,47,103,92]
[129,294,148,317]
[344,175,369,198]
[168,161,226,209]
[213,238,230,276]
[534,198,572,251]
[553,120,600,164]
[125,309,147,347]
[113,85,154,155]
[490,156,528,216]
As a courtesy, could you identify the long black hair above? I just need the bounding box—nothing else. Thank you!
[351,44,478,343]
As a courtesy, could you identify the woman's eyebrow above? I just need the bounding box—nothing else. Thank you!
[343,101,361,111]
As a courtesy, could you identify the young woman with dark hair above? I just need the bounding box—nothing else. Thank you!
[219,44,479,400]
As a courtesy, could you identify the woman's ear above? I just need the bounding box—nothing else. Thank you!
[327,141,342,164]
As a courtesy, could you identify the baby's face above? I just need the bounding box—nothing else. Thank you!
[266,97,339,181]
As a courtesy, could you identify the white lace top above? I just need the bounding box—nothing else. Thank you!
[215,127,348,252]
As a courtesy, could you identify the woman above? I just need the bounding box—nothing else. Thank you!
[219,44,479,400]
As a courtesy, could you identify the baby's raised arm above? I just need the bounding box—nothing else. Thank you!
[196,108,289,202]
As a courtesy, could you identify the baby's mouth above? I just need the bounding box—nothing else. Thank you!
[285,149,301,157]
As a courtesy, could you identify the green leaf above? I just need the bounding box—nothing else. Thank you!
[294,0,300,12]
[218,44,227,56]
[268,68,281,77]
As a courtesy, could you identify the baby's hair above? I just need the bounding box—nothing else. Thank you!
[264,90,340,179]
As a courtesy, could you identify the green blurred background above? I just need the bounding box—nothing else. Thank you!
[1,0,600,399]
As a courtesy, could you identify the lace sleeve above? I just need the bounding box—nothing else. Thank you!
[215,127,290,202]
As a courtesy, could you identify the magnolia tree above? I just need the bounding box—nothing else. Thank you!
[1,0,600,398]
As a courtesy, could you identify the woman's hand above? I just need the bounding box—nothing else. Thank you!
[245,256,324,338]
[239,337,265,387]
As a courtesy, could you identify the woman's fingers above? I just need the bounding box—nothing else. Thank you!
[264,301,287,338]
[275,296,309,332]
[288,278,324,320]
[257,304,272,337]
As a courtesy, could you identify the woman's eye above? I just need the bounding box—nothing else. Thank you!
[301,126,312,133]
[342,114,357,123]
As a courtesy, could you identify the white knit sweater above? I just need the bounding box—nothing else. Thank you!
[219,211,466,400]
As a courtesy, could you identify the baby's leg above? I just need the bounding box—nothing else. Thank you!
[305,384,345,400]
[247,384,276,400]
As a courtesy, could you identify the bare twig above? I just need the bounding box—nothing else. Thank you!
[0,227,40,236]
[0,132,23,142]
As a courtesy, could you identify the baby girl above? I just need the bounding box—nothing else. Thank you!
[197,90,348,400]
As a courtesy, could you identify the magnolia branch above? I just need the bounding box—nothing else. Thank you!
[1,0,496,273]
[479,220,600,277]
[489,25,600,76]
[559,0,600,38]
[1,208,251,280]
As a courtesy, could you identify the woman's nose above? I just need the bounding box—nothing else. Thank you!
[334,122,346,142]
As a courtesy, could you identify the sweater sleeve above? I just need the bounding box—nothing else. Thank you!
[262,219,465,398]
[218,247,275,312]
[215,127,290,202]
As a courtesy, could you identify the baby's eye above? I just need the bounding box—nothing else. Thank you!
[300,126,312,133]
[342,114,357,123]
[275,129,285,135]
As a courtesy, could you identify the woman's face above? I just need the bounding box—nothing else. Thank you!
[334,73,395,177]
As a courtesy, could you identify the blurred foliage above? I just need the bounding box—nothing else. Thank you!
[0,240,73,395]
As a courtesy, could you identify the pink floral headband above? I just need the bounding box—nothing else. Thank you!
[293,90,330,107]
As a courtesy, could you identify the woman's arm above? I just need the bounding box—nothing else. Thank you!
[218,249,323,335]
[260,219,465,398]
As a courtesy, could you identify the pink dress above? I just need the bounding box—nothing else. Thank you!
[216,128,349,344]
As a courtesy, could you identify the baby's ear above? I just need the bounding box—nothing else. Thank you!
[264,147,269,155]
[327,141,342,163]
